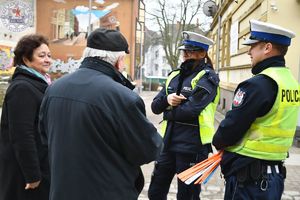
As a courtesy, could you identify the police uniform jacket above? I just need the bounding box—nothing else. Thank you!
[213,55,287,177]
[0,67,50,200]
[39,57,163,200]
[151,59,219,153]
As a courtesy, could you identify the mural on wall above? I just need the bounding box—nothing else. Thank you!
[50,0,120,46]
[0,0,124,76]
[0,45,13,71]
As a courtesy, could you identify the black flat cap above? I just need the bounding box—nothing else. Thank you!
[87,28,129,54]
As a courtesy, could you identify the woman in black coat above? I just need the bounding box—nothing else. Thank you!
[148,31,219,200]
[0,34,51,200]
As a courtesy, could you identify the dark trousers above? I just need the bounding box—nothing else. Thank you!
[148,151,208,200]
[224,167,284,200]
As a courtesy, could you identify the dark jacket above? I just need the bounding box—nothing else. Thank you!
[213,56,285,177]
[39,57,163,200]
[0,67,50,200]
[151,59,219,153]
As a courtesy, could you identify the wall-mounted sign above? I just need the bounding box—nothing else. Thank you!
[230,20,239,55]
[0,1,34,32]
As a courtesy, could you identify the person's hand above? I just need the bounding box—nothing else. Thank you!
[167,93,186,106]
[25,180,40,190]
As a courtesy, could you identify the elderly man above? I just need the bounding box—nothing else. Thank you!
[39,28,163,200]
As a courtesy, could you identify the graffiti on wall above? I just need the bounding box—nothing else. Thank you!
[51,58,81,73]
[0,45,13,71]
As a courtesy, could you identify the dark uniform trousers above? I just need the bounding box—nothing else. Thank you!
[224,165,285,200]
[148,151,208,200]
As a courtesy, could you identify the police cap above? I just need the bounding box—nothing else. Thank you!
[243,19,295,46]
[178,31,214,51]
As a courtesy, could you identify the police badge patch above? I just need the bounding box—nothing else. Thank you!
[0,1,34,32]
[233,88,246,107]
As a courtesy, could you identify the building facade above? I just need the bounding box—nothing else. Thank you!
[142,44,171,77]
[209,0,300,131]
[209,0,300,113]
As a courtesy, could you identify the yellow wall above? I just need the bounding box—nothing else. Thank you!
[268,0,300,80]
[210,0,300,112]
[211,0,300,87]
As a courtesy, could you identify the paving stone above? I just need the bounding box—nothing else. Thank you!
[281,194,293,200]
[284,191,300,196]
[206,185,222,192]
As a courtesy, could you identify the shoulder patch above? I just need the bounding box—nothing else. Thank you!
[233,88,246,107]
[207,71,219,86]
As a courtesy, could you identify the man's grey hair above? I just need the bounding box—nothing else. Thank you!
[82,47,126,65]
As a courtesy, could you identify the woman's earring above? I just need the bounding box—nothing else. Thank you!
[204,57,207,64]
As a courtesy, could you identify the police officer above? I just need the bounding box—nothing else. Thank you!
[148,31,220,200]
[213,20,300,200]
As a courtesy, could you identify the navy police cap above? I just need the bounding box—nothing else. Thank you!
[243,19,295,46]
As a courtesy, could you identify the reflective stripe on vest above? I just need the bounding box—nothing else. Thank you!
[160,71,180,137]
[161,70,220,145]
[226,67,300,160]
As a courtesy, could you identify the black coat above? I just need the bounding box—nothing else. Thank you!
[151,59,219,153]
[39,57,163,200]
[0,67,50,200]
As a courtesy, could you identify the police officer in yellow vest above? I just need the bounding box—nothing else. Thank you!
[213,20,300,200]
[148,31,220,200]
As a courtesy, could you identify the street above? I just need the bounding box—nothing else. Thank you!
[138,91,300,200]
[1,91,298,199]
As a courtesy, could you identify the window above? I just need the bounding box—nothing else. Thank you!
[155,50,159,58]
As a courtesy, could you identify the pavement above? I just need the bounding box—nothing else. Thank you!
[138,91,300,200]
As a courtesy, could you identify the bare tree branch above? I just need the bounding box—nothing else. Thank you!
[146,0,210,68]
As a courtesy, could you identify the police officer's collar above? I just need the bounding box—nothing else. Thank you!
[252,55,285,75]
[180,59,206,72]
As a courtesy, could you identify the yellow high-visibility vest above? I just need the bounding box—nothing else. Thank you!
[226,67,300,160]
[161,70,220,144]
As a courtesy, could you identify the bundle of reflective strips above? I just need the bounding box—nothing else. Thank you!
[177,151,223,185]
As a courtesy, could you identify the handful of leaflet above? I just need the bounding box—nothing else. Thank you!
[177,151,223,185]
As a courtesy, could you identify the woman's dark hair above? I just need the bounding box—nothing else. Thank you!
[13,34,49,66]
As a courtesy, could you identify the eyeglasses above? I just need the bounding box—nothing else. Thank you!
[182,50,195,56]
